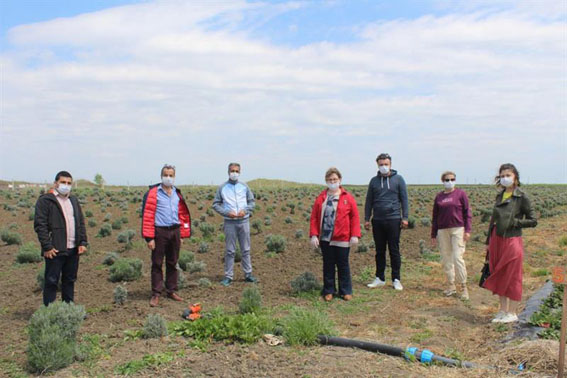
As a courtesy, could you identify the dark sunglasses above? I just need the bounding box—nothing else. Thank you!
[444,178,456,182]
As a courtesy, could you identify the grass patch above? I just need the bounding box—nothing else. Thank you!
[410,329,433,343]
[114,352,178,375]
[281,307,336,346]
[531,268,550,277]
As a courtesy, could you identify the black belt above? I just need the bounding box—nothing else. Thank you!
[156,224,180,230]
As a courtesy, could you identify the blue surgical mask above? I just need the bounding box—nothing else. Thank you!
[56,184,71,195]
[162,176,175,187]
[379,165,390,175]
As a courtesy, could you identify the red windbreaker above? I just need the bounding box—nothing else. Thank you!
[309,188,361,242]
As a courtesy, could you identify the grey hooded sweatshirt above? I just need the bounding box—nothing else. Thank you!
[364,169,409,222]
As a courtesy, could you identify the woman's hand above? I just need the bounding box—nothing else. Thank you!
[349,237,359,245]
[430,238,436,248]
[464,233,471,242]
[310,236,319,248]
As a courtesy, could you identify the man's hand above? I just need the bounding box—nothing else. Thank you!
[364,221,370,230]
[44,248,58,259]
[78,246,87,255]
[180,239,184,245]
[430,238,437,248]
[147,240,155,251]
[401,220,409,229]
[237,210,246,217]
[228,211,237,218]
[464,233,471,242]
[310,236,320,248]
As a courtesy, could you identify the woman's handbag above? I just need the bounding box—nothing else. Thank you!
[479,250,490,287]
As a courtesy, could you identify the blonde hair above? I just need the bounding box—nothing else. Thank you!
[325,167,342,181]
[441,171,456,181]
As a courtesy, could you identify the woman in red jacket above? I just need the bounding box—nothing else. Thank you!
[310,167,361,301]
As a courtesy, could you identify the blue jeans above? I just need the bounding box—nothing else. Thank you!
[320,241,352,296]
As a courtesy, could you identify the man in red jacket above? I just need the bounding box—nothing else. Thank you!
[142,164,191,307]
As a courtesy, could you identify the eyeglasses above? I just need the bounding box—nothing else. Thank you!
[444,178,456,182]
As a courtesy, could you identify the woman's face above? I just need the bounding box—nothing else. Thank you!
[499,169,515,182]
[326,174,340,185]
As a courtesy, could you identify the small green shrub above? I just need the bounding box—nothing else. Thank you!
[265,234,286,253]
[177,269,188,289]
[111,220,123,230]
[294,229,304,239]
[109,258,143,282]
[198,277,212,288]
[251,220,262,234]
[117,229,135,249]
[239,286,262,314]
[178,250,195,271]
[97,223,112,238]
[290,272,321,294]
[88,219,97,228]
[27,302,86,373]
[282,307,335,346]
[559,235,567,247]
[186,261,206,274]
[114,285,128,305]
[407,216,416,229]
[356,241,368,253]
[199,222,215,239]
[102,252,120,266]
[85,210,93,218]
[420,217,432,227]
[198,242,209,254]
[16,242,42,263]
[1,229,22,245]
[142,314,168,339]
[284,217,293,224]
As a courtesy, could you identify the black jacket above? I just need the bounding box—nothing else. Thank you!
[486,187,537,244]
[34,192,88,255]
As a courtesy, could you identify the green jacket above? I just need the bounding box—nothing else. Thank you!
[486,187,537,244]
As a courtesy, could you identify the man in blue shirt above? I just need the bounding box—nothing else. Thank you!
[213,162,257,286]
[142,164,192,307]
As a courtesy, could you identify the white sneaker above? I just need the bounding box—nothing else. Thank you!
[499,313,519,324]
[443,287,456,296]
[393,279,403,291]
[491,311,506,323]
[367,277,385,288]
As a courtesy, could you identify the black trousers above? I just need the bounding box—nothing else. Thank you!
[43,248,79,306]
[320,241,352,296]
[371,219,402,281]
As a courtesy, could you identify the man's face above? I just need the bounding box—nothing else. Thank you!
[162,168,175,179]
[229,166,240,175]
[377,159,391,169]
[55,176,72,187]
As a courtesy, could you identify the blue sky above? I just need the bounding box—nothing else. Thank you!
[1,0,565,185]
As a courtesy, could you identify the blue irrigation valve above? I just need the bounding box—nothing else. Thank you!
[405,347,418,360]
[420,349,434,363]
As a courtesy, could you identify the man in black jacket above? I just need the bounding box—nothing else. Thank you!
[34,171,88,306]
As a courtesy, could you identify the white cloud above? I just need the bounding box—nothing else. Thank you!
[1,0,565,185]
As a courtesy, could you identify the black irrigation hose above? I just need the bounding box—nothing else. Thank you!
[317,335,477,368]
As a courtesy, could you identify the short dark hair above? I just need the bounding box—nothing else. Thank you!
[54,171,72,181]
[376,153,392,163]
[496,163,521,187]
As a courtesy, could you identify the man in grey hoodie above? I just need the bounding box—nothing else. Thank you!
[364,153,409,291]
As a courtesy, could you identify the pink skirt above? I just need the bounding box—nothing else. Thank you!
[483,229,523,301]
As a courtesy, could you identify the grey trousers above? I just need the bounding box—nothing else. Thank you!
[224,220,252,279]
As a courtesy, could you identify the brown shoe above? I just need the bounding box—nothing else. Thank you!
[324,294,333,302]
[167,292,183,301]
[150,296,159,307]
[343,294,353,301]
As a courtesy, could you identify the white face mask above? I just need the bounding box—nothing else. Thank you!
[162,176,175,187]
[443,180,456,190]
[379,165,390,175]
[56,183,71,195]
[500,176,514,187]
[229,172,240,181]
[327,182,340,190]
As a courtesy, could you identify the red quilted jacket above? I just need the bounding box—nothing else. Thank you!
[142,185,191,240]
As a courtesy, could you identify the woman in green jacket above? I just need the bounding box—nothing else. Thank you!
[483,163,537,324]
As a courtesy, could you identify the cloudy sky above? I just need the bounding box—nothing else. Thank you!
[1,0,565,186]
